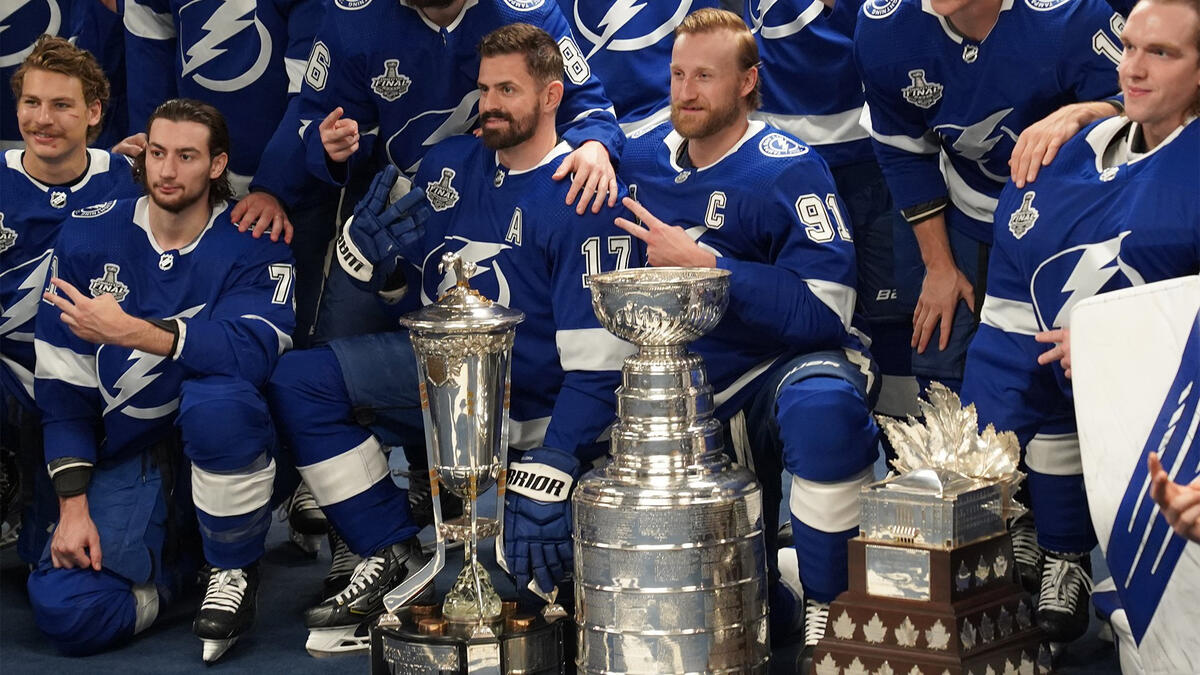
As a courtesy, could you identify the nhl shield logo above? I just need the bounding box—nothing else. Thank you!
[426,168,460,212]
[493,168,505,188]
[89,263,130,302]
[902,69,944,109]
[49,190,68,209]
[159,253,175,271]
[1008,192,1039,239]
[371,59,411,102]
[962,45,979,63]
[1099,166,1119,182]
[675,170,691,184]
[0,214,15,254]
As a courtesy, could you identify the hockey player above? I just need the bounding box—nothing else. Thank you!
[557,0,720,134]
[1,36,141,562]
[30,99,295,661]
[746,0,914,420]
[962,0,1200,647]
[267,22,636,656]
[613,9,879,667]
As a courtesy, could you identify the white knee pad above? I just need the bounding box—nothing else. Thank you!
[131,582,159,635]
[788,466,875,533]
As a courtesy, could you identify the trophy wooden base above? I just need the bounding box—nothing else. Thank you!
[812,534,1051,675]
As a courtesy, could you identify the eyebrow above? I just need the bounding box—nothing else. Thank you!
[148,142,203,154]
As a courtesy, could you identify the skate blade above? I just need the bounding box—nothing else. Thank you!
[201,636,239,663]
[305,625,371,657]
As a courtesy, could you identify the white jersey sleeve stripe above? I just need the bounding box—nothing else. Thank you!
[804,279,856,330]
[191,457,277,517]
[298,436,389,507]
[556,328,635,372]
[123,2,176,39]
[752,108,869,147]
[0,355,34,399]
[285,57,306,95]
[980,294,1040,336]
[243,314,294,354]
[509,416,552,451]
[34,340,98,388]
[860,104,940,154]
[940,152,999,223]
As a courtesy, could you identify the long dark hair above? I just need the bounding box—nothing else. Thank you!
[134,98,234,206]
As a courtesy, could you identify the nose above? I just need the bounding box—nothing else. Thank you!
[35,102,53,125]
[159,155,177,178]
[1119,48,1144,79]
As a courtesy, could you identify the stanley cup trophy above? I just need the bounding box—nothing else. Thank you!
[576,267,770,674]
[370,253,566,674]
[812,383,1050,675]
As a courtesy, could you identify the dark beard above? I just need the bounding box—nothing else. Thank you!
[480,111,536,150]
[150,185,206,214]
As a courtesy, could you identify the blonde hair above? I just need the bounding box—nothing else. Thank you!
[11,35,110,143]
[675,8,761,109]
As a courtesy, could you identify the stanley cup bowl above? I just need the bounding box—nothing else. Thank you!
[588,268,731,347]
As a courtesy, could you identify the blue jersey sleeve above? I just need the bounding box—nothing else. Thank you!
[34,247,103,473]
[717,160,856,353]
[853,18,947,218]
[123,0,179,135]
[540,194,638,455]
[174,242,297,386]
[1059,0,1123,103]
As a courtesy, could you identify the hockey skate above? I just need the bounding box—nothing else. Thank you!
[1008,512,1043,595]
[798,597,830,675]
[1037,550,1093,649]
[322,529,363,599]
[282,481,329,556]
[193,563,260,663]
[304,537,431,657]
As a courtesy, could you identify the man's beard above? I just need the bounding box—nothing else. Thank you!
[480,109,537,150]
[150,183,206,214]
[671,96,742,140]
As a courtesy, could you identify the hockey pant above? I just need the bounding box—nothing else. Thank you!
[27,451,166,656]
[742,349,881,603]
[268,332,424,558]
[1026,413,1097,554]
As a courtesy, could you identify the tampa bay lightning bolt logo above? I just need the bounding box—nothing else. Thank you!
[0,250,53,339]
[96,304,204,419]
[572,1,692,59]
[1107,310,1200,642]
[935,108,1020,182]
[748,0,827,38]
[178,0,272,93]
[758,133,808,158]
[386,90,480,174]
[420,237,513,307]
[861,0,903,19]
[0,0,62,68]
[1030,232,1145,330]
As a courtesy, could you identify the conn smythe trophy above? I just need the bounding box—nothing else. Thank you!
[813,384,1050,675]
[575,268,770,674]
[370,253,566,674]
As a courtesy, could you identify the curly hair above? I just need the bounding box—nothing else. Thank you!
[11,35,110,143]
[134,99,235,206]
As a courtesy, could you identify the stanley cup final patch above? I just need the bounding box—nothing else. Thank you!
[0,214,15,253]
[89,263,130,302]
[371,59,411,102]
[426,167,460,212]
[1008,192,1039,239]
[902,69,944,109]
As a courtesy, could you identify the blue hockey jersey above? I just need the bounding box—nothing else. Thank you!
[620,120,866,418]
[407,135,637,456]
[963,116,1200,445]
[293,0,623,187]
[854,0,1123,243]
[123,0,325,196]
[746,0,874,168]
[1,0,129,149]
[557,0,718,130]
[34,197,295,471]
[0,148,140,410]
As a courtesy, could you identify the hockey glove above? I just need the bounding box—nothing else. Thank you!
[336,165,431,293]
[504,446,580,595]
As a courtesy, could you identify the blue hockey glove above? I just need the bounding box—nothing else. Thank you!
[504,446,581,595]
[336,165,431,292]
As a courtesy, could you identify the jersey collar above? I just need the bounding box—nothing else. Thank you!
[497,140,572,176]
[921,0,1014,45]
[401,0,477,33]
[5,148,113,193]
[1084,115,1197,172]
[132,196,228,255]
[663,119,766,173]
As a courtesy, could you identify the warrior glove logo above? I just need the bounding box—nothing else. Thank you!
[426,168,460,212]
[89,263,130,302]
[0,214,15,253]
[902,69,944,109]
[1008,192,1039,239]
[371,59,411,102]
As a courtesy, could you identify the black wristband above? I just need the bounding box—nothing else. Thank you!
[902,197,950,225]
[49,460,94,497]
[147,318,180,357]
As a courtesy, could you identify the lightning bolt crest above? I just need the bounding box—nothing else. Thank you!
[584,0,647,58]
[0,0,36,37]
[181,0,257,77]
[938,108,1018,182]
[1052,232,1144,327]
[0,251,53,338]
[100,304,204,418]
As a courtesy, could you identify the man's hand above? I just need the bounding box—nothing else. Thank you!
[552,141,618,215]
[43,278,147,347]
[231,191,294,244]
[52,494,102,570]
[912,262,975,354]
[503,447,579,595]
[320,107,360,163]
[1009,101,1120,188]
[1035,327,1072,378]
[111,132,147,159]
[614,197,717,268]
[336,165,430,291]
[1148,452,1200,543]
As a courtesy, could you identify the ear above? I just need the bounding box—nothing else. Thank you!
[86,99,102,128]
[544,80,564,113]
[739,65,758,103]
[209,152,228,180]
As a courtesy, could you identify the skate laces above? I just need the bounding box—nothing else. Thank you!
[333,553,387,605]
[1039,556,1092,614]
[201,569,249,614]
[327,531,362,581]
[803,599,830,647]
[1009,518,1041,570]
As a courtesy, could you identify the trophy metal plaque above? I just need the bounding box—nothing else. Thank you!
[575,267,770,674]
[370,252,566,674]
[812,384,1050,675]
